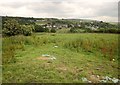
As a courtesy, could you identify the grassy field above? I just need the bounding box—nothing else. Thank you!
[2,33,119,83]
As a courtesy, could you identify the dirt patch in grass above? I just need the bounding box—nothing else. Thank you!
[87,75,100,83]
[37,56,50,60]
[56,67,67,72]
[56,64,68,72]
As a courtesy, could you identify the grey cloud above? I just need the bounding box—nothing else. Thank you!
[0,2,27,8]
[27,2,74,16]
[0,1,118,21]
[94,2,118,17]
[34,2,117,18]
[71,2,118,18]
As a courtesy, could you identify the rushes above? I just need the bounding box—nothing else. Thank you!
[2,34,59,64]
[2,33,118,64]
[64,36,118,60]
[2,36,25,64]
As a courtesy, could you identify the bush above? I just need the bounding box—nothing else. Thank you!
[98,28,119,33]
[2,18,22,36]
[70,28,85,33]
[34,25,44,32]
[21,25,33,36]
[34,25,49,32]
[106,28,117,33]
[50,28,56,33]
[44,27,49,32]
[70,28,77,33]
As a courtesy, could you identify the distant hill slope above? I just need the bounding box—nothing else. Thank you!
[1,16,118,30]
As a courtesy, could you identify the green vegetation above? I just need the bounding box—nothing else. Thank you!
[2,18,22,36]
[2,33,119,83]
[2,18,34,36]
[34,25,49,32]
[21,25,34,36]
[56,28,70,33]
[2,16,119,37]
[50,28,56,33]
[2,16,119,83]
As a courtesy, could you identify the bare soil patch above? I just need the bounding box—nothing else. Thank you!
[37,56,50,60]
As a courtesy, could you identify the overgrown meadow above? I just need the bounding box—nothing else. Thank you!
[2,33,119,83]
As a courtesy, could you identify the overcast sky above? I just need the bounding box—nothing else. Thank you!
[0,0,119,22]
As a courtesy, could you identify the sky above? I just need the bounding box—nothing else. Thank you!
[0,0,119,22]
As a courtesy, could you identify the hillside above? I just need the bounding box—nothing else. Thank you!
[2,16,119,35]
[2,16,118,29]
[2,16,120,83]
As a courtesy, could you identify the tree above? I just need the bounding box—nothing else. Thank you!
[3,18,22,36]
[34,25,49,32]
[67,24,72,28]
[80,22,85,29]
[50,28,56,33]
[44,27,49,32]
[21,25,33,36]
[70,27,78,33]
[34,25,44,32]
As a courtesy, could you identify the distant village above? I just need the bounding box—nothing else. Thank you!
[2,16,119,36]
[35,19,105,30]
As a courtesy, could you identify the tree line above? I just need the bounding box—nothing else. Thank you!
[2,17,56,36]
[2,16,119,37]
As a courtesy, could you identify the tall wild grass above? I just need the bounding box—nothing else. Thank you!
[64,36,118,60]
[2,33,118,64]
